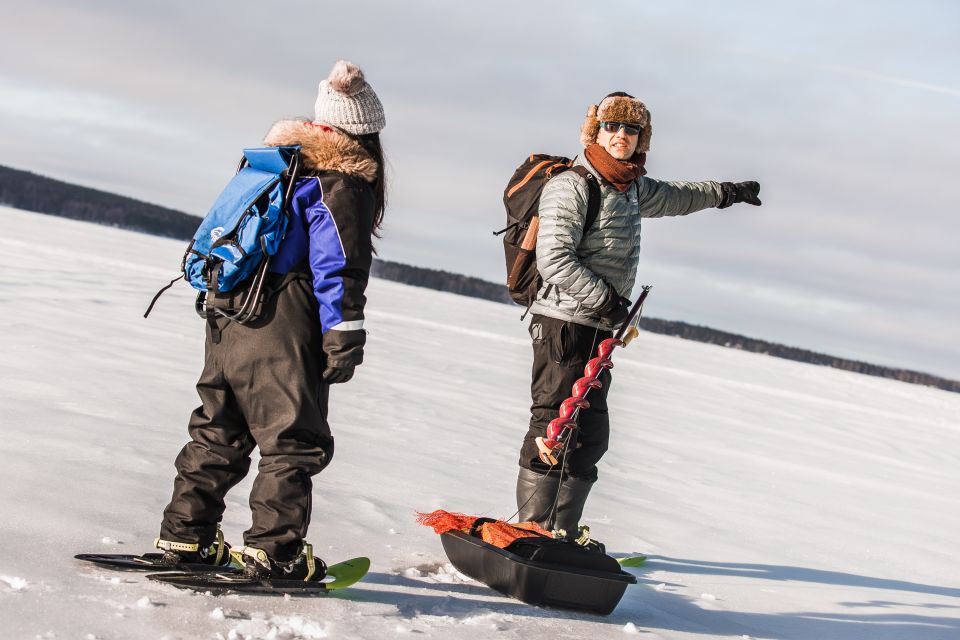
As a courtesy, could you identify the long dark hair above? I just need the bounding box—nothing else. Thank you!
[356,132,387,238]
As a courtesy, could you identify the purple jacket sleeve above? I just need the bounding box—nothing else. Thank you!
[296,174,374,367]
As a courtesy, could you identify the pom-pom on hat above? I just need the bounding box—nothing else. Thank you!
[314,60,385,135]
[580,92,652,157]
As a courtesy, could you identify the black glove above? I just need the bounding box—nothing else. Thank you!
[718,181,762,209]
[322,365,355,384]
[599,290,631,327]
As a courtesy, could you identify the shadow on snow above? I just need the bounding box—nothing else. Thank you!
[353,557,959,639]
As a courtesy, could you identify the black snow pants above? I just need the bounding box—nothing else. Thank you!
[159,276,334,561]
[519,314,612,482]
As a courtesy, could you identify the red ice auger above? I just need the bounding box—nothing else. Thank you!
[535,286,652,466]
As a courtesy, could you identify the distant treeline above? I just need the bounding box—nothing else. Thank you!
[2,163,956,394]
[637,318,959,393]
[371,259,513,305]
[0,165,200,240]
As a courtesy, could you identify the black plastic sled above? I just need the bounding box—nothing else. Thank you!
[440,531,636,615]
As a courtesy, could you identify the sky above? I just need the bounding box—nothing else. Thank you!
[1,0,958,378]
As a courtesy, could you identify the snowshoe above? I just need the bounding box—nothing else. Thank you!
[147,555,370,595]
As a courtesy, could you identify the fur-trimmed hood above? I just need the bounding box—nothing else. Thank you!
[263,119,378,182]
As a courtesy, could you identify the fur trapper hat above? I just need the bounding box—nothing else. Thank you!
[314,60,386,136]
[580,92,652,157]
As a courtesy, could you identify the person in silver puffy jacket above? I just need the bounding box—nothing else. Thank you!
[516,91,761,543]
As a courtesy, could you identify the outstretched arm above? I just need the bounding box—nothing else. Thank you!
[639,178,762,218]
[639,178,725,218]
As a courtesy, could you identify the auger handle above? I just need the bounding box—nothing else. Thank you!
[614,285,652,342]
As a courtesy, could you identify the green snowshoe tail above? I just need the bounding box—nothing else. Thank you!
[74,553,236,573]
[323,556,370,590]
[617,555,648,568]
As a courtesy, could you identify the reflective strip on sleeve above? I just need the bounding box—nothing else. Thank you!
[329,319,364,331]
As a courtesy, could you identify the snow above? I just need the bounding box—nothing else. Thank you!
[0,205,958,639]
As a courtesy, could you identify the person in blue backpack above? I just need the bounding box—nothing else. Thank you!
[154,60,387,581]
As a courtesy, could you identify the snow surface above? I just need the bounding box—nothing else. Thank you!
[0,205,958,640]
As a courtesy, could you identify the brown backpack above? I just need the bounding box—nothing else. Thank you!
[497,154,600,306]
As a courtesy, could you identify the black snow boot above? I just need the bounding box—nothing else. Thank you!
[550,474,594,538]
[516,467,562,527]
[550,477,607,552]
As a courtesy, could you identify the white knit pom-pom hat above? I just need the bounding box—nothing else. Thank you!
[314,60,385,135]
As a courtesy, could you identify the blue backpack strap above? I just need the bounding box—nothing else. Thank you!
[243,146,298,174]
[143,274,184,318]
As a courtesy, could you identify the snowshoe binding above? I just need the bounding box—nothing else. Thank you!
[232,543,327,582]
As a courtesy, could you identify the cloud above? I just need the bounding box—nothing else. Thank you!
[1,0,958,378]
[0,77,189,138]
[723,47,960,98]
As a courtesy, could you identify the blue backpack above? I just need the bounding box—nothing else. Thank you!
[145,145,302,323]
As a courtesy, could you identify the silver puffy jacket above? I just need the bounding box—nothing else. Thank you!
[528,154,723,329]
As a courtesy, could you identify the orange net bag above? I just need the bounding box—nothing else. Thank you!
[416,510,476,534]
[416,509,552,549]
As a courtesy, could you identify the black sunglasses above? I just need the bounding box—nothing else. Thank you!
[600,121,641,136]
